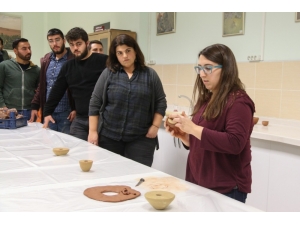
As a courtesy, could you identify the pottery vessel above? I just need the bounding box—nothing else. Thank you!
[166,117,185,135]
[79,160,93,172]
[262,121,269,126]
[144,191,175,210]
[253,117,259,125]
[165,111,186,136]
[53,147,69,156]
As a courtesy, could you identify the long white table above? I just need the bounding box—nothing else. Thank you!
[0,123,261,212]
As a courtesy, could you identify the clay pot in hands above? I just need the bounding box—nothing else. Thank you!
[166,116,185,136]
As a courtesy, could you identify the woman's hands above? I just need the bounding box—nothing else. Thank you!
[164,111,194,146]
[146,125,159,138]
[166,111,204,141]
[88,130,98,145]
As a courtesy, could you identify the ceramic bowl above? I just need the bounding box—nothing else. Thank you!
[262,121,269,126]
[53,147,69,156]
[79,160,93,172]
[253,117,259,125]
[144,191,175,210]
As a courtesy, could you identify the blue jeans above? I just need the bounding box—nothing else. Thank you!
[223,187,247,203]
[48,111,71,134]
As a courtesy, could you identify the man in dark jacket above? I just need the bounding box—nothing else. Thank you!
[43,27,108,141]
[0,38,40,112]
[30,28,75,134]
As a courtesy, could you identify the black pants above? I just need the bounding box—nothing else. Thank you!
[99,135,156,167]
[70,117,89,141]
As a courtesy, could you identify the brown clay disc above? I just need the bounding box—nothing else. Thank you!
[84,185,141,202]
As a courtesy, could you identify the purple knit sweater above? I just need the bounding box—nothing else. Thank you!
[186,91,255,194]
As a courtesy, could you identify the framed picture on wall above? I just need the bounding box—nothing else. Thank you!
[295,12,300,22]
[0,13,22,50]
[156,12,176,35]
[222,12,245,37]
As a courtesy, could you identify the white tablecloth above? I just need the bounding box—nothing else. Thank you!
[0,123,261,212]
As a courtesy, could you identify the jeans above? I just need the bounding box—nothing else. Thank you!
[48,110,71,134]
[223,186,247,203]
[99,135,156,167]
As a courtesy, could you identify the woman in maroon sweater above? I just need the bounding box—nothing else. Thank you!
[165,44,255,203]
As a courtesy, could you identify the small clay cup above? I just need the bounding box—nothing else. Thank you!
[79,160,93,172]
[145,191,175,210]
[262,121,269,126]
[253,117,259,125]
[53,147,69,156]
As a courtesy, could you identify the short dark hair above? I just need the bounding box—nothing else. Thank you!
[0,37,3,45]
[65,27,88,43]
[107,34,145,72]
[88,40,103,50]
[47,28,64,39]
[12,38,29,49]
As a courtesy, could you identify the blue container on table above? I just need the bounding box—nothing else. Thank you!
[0,112,28,129]
[17,109,31,119]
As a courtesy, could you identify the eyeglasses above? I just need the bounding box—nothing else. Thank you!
[48,38,62,44]
[194,65,222,75]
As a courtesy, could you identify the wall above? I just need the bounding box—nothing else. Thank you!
[5,12,300,63]
[4,12,300,120]
[8,12,300,63]
[149,12,264,64]
[2,12,61,64]
[151,60,300,121]
[146,12,300,121]
[59,12,149,57]
[148,12,300,64]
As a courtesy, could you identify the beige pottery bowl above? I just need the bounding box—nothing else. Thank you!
[53,147,69,156]
[262,121,269,126]
[144,191,175,210]
[79,160,93,172]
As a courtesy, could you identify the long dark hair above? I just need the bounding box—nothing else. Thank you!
[106,34,145,72]
[192,44,245,120]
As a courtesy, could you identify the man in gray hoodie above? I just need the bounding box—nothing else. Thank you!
[0,38,40,118]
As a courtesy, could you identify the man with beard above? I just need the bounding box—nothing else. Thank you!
[29,28,76,134]
[0,38,40,114]
[43,27,108,141]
